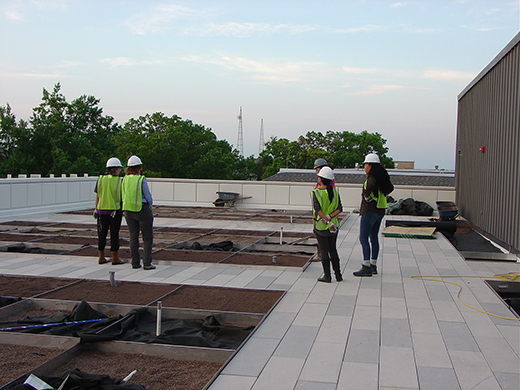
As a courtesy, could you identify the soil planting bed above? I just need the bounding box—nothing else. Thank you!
[0,221,54,227]
[49,349,221,390]
[221,252,309,267]
[38,280,180,306]
[38,236,97,246]
[0,275,78,298]
[0,306,71,322]
[152,249,230,263]
[0,344,64,387]
[0,233,51,243]
[161,285,283,314]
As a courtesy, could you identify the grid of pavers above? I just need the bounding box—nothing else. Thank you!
[0,211,518,390]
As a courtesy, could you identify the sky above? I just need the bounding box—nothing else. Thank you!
[1,1,519,170]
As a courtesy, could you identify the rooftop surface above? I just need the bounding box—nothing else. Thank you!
[0,209,518,390]
[264,168,456,187]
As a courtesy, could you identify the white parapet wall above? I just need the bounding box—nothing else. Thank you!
[0,176,455,219]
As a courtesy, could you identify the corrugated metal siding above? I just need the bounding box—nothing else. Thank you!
[456,35,520,253]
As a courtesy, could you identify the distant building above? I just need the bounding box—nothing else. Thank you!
[456,32,520,254]
[393,161,415,169]
[264,168,455,187]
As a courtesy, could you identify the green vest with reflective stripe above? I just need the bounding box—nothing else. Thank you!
[97,175,122,210]
[364,180,387,209]
[311,188,340,231]
[122,175,144,212]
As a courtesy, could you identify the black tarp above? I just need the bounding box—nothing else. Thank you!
[0,301,254,349]
[2,369,146,390]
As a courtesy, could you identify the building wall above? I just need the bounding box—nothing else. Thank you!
[0,176,454,220]
[456,32,520,253]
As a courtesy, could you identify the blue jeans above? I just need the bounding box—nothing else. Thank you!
[359,212,384,261]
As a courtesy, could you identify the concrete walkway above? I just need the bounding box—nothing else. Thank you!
[0,212,518,390]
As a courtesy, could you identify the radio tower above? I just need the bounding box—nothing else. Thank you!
[258,118,265,155]
[237,106,244,156]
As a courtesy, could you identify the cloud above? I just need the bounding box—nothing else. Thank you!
[99,57,164,67]
[183,22,316,37]
[422,69,476,81]
[125,4,205,35]
[0,72,74,79]
[348,84,409,96]
[390,2,406,8]
[182,55,325,83]
[342,66,378,74]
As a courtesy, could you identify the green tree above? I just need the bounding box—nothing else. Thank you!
[29,84,120,176]
[116,112,238,179]
[0,104,32,175]
[1,84,120,176]
[258,130,393,179]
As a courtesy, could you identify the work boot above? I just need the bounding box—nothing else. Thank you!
[98,250,108,265]
[111,251,125,265]
[318,275,332,283]
[353,265,373,277]
[319,260,332,283]
[370,264,378,275]
[332,260,342,282]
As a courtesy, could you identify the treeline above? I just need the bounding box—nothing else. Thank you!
[0,84,393,180]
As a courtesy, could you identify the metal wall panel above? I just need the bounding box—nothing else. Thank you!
[456,33,520,253]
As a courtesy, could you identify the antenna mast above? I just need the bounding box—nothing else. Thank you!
[237,106,244,156]
[258,118,265,155]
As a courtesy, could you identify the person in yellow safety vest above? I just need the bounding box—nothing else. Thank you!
[122,155,156,270]
[311,166,343,283]
[353,153,394,277]
[94,157,125,265]
[312,158,335,263]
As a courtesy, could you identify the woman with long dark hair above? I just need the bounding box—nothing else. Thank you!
[311,166,343,283]
[354,153,393,277]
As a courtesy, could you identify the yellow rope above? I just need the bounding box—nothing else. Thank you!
[410,273,520,321]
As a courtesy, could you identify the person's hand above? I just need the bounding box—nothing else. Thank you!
[93,210,98,219]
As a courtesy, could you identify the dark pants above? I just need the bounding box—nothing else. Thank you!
[315,233,341,277]
[97,210,123,252]
[124,206,154,267]
[359,212,384,261]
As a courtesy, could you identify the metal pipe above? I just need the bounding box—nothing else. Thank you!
[0,318,109,332]
[156,301,162,336]
[109,271,117,287]
[280,227,283,245]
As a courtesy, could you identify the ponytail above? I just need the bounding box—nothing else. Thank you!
[320,177,334,202]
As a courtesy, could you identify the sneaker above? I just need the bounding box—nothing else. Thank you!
[132,264,142,269]
[353,265,373,277]
[143,264,156,270]
[317,275,331,283]
[370,265,378,275]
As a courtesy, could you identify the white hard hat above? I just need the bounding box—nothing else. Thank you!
[127,155,142,167]
[106,157,122,168]
[364,153,380,164]
[317,166,334,180]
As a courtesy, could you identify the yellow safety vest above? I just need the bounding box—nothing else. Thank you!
[364,180,387,209]
[311,188,340,231]
[122,175,144,212]
[96,175,122,211]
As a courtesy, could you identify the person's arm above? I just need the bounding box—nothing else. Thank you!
[363,176,377,202]
[141,177,153,205]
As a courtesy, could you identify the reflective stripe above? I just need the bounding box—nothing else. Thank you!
[311,188,340,231]
[97,176,122,211]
